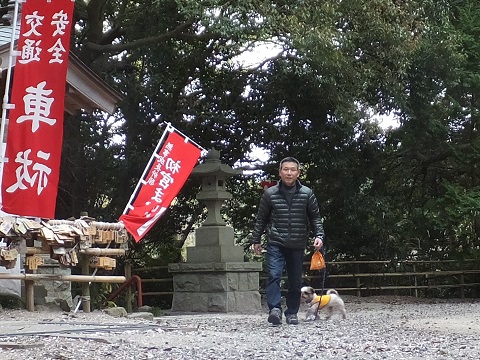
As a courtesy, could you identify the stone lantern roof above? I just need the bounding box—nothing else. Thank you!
[191,148,241,177]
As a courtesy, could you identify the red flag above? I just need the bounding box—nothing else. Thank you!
[119,129,202,242]
[1,0,74,218]
[261,180,277,189]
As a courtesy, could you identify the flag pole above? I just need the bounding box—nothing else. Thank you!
[121,122,207,216]
[171,125,208,156]
[0,0,21,205]
[121,123,174,215]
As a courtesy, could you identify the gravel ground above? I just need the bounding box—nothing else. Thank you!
[0,295,479,359]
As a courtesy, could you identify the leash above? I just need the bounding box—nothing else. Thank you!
[315,246,327,319]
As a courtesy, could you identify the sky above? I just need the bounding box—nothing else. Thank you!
[235,44,400,164]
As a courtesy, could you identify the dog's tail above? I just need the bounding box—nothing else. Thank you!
[326,289,339,295]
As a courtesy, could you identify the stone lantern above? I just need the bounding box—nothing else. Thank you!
[193,148,237,226]
[168,149,262,313]
[185,148,243,263]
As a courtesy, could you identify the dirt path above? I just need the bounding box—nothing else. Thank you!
[0,296,479,359]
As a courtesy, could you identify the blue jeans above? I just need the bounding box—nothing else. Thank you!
[266,243,304,315]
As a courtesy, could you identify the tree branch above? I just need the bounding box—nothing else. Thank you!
[85,19,216,54]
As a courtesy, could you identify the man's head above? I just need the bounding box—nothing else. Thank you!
[279,157,300,186]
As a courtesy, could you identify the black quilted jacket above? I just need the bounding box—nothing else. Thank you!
[250,180,324,249]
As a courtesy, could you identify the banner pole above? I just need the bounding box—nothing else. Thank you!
[121,123,174,215]
[170,125,208,155]
[119,125,204,241]
[0,0,21,204]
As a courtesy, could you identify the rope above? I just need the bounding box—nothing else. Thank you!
[315,246,327,319]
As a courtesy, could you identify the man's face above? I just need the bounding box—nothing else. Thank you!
[279,161,300,186]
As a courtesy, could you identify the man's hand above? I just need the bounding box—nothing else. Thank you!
[252,243,263,255]
[313,237,323,250]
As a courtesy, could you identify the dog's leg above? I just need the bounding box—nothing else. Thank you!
[305,302,318,321]
[327,295,347,320]
[326,306,334,320]
[336,298,347,319]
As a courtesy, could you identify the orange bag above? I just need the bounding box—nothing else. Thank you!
[310,250,326,270]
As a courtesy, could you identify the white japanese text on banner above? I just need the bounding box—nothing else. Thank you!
[119,127,203,242]
[1,0,74,218]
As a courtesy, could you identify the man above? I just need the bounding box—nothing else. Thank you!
[250,157,324,325]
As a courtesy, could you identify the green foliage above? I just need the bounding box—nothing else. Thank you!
[54,0,480,269]
[90,282,115,310]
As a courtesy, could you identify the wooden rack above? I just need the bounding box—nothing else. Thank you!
[0,215,129,311]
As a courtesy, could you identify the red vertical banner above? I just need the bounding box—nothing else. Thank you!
[1,0,75,218]
[119,129,202,242]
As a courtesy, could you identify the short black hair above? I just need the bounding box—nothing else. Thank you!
[279,157,301,170]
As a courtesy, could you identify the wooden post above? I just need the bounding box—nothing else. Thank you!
[24,279,35,311]
[79,248,125,256]
[413,264,418,298]
[80,253,91,313]
[460,273,465,298]
[124,261,132,313]
[24,238,35,311]
[356,263,361,297]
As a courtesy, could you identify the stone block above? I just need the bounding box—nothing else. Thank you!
[53,281,70,292]
[226,291,262,313]
[169,261,262,314]
[173,274,200,292]
[238,272,260,291]
[103,307,127,317]
[208,293,227,312]
[187,245,244,263]
[169,262,262,273]
[194,226,235,246]
[224,262,262,271]
[39,267,54,275]
[234,291,262,313]
[227,272,239,291]
[33,285,47,305]
[171,292,209,312]
[198,274,227,292]
[35,256,73,309]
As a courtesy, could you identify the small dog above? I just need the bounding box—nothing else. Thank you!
[301,286,347,321]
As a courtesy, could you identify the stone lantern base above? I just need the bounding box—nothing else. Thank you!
[168,262,262,313]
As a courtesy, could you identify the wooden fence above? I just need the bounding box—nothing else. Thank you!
[299,259,480,298]
[129,259,480,308]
